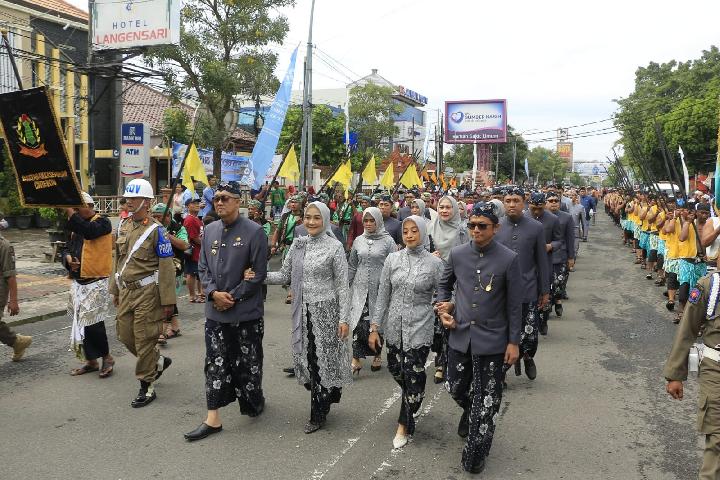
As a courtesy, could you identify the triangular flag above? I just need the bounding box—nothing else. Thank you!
[361,155,377,185]
[380,162,394,188]
[278,144,300,182]
[524,158,530,178]
[400,163,423,189]
[450,177,457,187]
[183,143,209,191]
[430,172,438,184]
[330,159,353,187]
[679,146,690,196]
[440,173,447,190]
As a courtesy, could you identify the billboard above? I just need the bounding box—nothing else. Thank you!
[91,0,181,51]
[557,142,573,169]
[120,123,149,177]
[445,100,507,144]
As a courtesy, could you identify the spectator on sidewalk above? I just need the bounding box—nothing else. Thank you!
[200,175,217,219]
[63,192,115,378]
[184,198,204,303]
[0,210,31,362]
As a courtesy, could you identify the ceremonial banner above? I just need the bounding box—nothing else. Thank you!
[171,142,258,185]
[0,87,84,207]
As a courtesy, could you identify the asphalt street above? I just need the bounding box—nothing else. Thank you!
[0,210,703,479]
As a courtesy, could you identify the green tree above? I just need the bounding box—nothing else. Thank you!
[277,105,346,166]
[349,84,403,154]
[443,144,473,172]
[146,0,294,176]
[161,107,216,148]
[527,146,567,185]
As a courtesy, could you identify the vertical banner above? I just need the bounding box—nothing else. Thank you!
[0,87,84,207]
[248,46,298,189]
[120,122,149,177]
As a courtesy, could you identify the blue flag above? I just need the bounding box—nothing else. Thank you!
[524,158,530,178]
[249,47,298,189]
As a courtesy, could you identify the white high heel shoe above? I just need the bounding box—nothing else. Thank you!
[393,434,408,449]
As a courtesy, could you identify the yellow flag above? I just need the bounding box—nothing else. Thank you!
[182,143,209,191]
[400,163,423,189]
[440,173,447,190]
[380,162,394,188]
[330,159,353,186]
[361,155,377,185]
[278,144,300,182]
[431,172,438,184]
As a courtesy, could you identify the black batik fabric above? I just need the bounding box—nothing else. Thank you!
[431,312,448,368]
[520,302,538,358]
[386,343,430,435]
[352,302,381,359]
[83,321,109,360]
[445,348,505,472]
[204,318,265,414]
[552,263,569,301]
[306,315,342,424]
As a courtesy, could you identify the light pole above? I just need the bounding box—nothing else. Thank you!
[300,0,316,189]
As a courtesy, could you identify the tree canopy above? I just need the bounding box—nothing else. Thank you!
[349,83,404,154]
[277,105,346,166]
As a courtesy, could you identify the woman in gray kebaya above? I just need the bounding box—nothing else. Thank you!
[263,201,353,434]
[348,207,396,374]
[369,215,444,449]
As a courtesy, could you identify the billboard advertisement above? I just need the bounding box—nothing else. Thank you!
[91,0,181,51]
[445,100,507,144]
[120,123,149,177]
[557,142,573,169]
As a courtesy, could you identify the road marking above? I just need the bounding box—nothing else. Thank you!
[308,357,436,480]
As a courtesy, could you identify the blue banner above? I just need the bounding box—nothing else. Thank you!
[171,142,252,184]
[249,46,298,188]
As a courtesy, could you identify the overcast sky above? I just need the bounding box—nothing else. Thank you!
[69,0,720,164]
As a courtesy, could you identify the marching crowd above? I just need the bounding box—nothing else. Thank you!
[0,178,602,475]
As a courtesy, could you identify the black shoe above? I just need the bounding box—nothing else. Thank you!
[524,358,537,380]
[282,366,296,376]
[458,409,470,438]
[539,322,548,336]
[666,301,675,311]
[555,304,563,317]
[155,356,172,381]
[465,459,486,474]
[663,291,669,297]
[246,398,265,418]
[131,381,156,408]
[502,381,508,390]
[304,420,324,434]
[184,422,223,442]
[514,362,521,376]
[562,293,569,300]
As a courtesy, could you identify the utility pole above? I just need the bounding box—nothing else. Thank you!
[87,0,96,193]
[495,144,499,182]
[512,139,517,184]
[411,117,415,155]
[437,111,444,176]
[300,0,316,190]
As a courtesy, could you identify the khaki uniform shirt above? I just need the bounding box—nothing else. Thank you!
[0,234,16,308]
[109,216,176,306]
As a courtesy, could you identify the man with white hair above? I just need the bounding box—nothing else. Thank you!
[62,192,115,378]
[110,179,177,407]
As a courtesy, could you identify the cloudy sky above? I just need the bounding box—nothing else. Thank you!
[69,0,720,163]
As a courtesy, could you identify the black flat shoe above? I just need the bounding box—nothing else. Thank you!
[184,422,222,442]
[465,459,486,474]
[304,420,324,434]
[524,358,537,380]
[555,304,563,317]
[457,409,469,438]
[514,362,521,376]
[539,322,548,336]
[666,301,675,311]
[131,381,156,408]
[282,367,296,376]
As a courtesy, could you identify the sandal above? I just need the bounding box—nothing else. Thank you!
[371,355,382,372]
[673,313,682,324]
[166,329,182,339]
[70,364,99,376]
[189,296,199,303]
[433,367,444,384]
[157,334,167,346]
[196,296,206,304]
[99,358,115,378]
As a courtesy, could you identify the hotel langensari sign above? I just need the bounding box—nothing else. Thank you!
[0,87,85,207]
[91,0,181,51]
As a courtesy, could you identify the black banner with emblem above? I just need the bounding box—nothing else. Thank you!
[0,86,84,207]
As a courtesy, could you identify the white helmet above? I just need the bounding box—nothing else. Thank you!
[123,179,154,198]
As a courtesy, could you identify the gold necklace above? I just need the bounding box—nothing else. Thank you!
[476,269,495,292]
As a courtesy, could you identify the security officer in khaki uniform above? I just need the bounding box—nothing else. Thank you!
[664,273,720,479]
[110,179,176,407]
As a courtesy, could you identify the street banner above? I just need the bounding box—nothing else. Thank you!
[0,87,84,207]
[171,142,259,185]
[445,100,507,144]
[248,46,298,189]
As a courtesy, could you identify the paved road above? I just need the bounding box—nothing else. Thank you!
[0,211,702,479]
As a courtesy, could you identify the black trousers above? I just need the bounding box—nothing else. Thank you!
[306,315,341,424]
[83,321,109,360]
[446,347,505,471]
[386,344,430,435]
[204,318,265,414]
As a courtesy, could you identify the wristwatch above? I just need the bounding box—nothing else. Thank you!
[208,291,215,301]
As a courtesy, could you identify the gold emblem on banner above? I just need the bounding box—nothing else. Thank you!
[15,113,47,158]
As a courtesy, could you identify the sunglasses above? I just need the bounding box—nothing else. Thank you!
[213,195,238,203]
[467,222,492,231]
[547,199,560,203]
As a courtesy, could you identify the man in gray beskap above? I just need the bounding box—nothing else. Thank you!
[545,191,576,319]
[495,187,549,381]
[527,192,562,337]
[184,182,268,442]
[436,201,521,474]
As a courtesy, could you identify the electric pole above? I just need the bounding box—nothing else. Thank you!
[300,0,316,189]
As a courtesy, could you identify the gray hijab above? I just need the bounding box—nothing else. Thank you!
[402,215,428,253]
[362,206,391,240]
[428,195,462,261]
[412,198,426,218]
[305,201,333,238]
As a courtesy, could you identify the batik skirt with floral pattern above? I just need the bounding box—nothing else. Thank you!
[204,318,265,415]
[386,343,430,435]
[353,301,381,359]
[520,302,538,358]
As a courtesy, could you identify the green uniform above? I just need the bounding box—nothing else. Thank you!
[0,234,17,346]
[663,274,720,479]
[109,217,176,383]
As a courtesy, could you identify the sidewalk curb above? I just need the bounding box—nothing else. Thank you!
[6,309,66,328]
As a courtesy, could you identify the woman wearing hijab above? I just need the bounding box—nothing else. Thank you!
[369,216,444,449]
[427,195,468,383]
[410,198,429,222]
[348,207,397,375]
[264,201,353,433]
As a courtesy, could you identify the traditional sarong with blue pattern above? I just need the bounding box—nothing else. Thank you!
[639,231,650,251]
[678,259,707,289]
[649,233,659,251]
[620,219,628,230]
[657,238,666,257]
[626,220,636,233]
[633,223,642,239]
[665,257,680,275]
